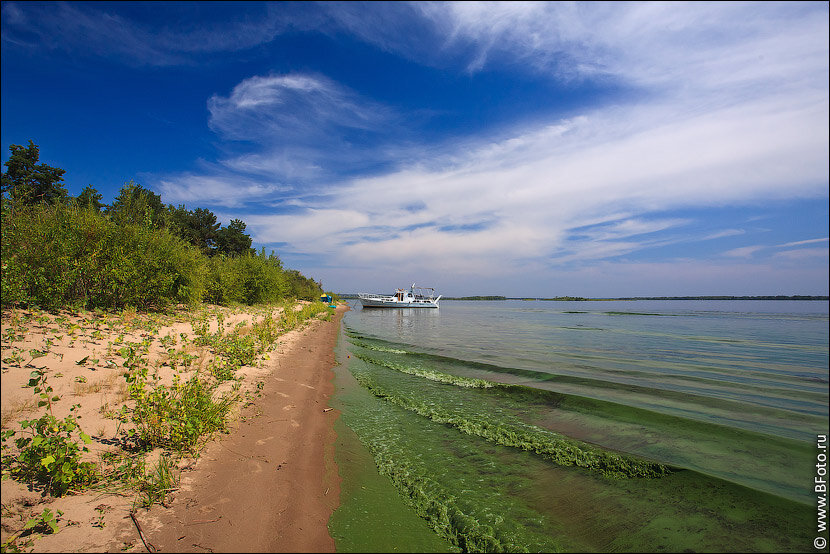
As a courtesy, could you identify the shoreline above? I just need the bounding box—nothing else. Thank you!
[137,305,346,553]
[1,303,347,553]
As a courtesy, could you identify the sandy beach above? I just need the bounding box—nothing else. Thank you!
[1,303,346,553]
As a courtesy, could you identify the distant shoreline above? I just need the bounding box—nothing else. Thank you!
[338,294,829,301]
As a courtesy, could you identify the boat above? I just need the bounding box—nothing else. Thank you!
[358,284,441,308]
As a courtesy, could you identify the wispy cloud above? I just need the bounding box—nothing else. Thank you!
[0,1,295,65]
[778,237,829,248]
[702,229,745,241]
[772,247,830,262]
[722,245,766,259]
[7,1,824,294]
[156,173,288,209]
[204,73,404,185]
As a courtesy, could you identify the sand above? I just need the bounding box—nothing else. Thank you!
[1,303,347,553]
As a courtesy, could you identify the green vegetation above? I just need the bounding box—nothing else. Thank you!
[340,329,815,553]
[1,140,337,548]
[1,140,325,310]
[0,370,97,496]
[1,507,64,553]
[1,301,334,552]
[350,349,671,479]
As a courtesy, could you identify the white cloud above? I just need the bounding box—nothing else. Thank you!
[207,73,392,142]
[138,2,827,295]
[702,229,745,241]
[294,87,826,273]
[156,174,288,208]
[204,72,403,184]
[243,209,372,251]
[778,237,829,248]
[413,1,829,93]
[722,245,766,259]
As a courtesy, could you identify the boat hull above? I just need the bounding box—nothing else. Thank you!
[359,298,439,308]
[358,284,441,308]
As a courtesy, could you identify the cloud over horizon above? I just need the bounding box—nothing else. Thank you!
[2,1,827,296]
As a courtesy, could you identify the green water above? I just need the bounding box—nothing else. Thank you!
[330,300,827,552]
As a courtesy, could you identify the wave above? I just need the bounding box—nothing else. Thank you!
[344,330,818,504]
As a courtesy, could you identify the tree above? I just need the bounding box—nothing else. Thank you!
[75,185,105,212]
[1,140,68,209]
[106,181,167,228]
[216,219,254,257]
[168,205,221,255]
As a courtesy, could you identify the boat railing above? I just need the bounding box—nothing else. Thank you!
[358,292,389,300]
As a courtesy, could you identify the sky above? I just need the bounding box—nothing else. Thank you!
[2,1,828,298]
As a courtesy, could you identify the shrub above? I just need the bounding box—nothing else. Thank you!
[125,366,234,454]
[1,203,206,309]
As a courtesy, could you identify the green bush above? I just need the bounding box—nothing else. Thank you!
[1,198,323,311]
[1,203,206,310]
[204,255,246,305]
[238,249,289,305]
[125,367,234,454]
[203,250,296,306]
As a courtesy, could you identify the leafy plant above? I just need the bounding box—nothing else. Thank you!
[0,370,98,495]
[124,366,234,454]
[24,507,62,535]
[0,508,63,553]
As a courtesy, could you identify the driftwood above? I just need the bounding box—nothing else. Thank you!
[129,511,158,553]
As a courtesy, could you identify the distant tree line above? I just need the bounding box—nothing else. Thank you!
[597,296,829,301]
[1,140,326,309]
[443,296,507,301]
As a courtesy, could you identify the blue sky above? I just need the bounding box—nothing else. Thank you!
[2,1,828,297]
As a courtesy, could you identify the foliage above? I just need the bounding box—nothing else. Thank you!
[23,508,62,535]
[124,363,234,454]
[106,180,167,228]
[0,140,68,210]
[0,370,98,496]
[74,185,105,212]
[203,255,246,305]
[1,141,324,311]
[237,249,289,305]
[100,451,180,509]
[168,205,221,256]
[0,508,64,553]
[284,269,324,301]
[215,218,254,257]
[1,202,207,309]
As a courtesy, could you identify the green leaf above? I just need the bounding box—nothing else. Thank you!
[41,454,56,468]
[79,432,92,444]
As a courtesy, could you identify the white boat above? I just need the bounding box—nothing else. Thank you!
[358,284,441,308]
